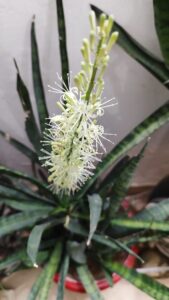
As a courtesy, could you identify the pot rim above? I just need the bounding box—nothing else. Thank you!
[53,245,139,293]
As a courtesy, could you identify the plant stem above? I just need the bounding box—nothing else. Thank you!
[85,38,103,102]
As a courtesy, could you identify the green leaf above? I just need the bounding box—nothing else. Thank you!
[14,60,41,152]
[77,265,104,300]
[3,199,53,212]
[27,218,64,265]
[111,218,169,232]
[56,0,69,89]
[153,0,169,68]
[67,241,86,264]
[103,260,169,300]
[0,166,51,194]
[111,198,169,237]
[87,194,102,245]
[31,18,49,133]
[77,100,169,199]
[91,5,169,89]
[56,255,69,300]
[0,249,49,272]
[0,130,39,163]
[0,210,48,238]
[102,267,113,287]
[0,183,55,206]
[108,143,147,218]
[98,155,130,195]
[38,242,63,300]
[135,198,169,222]
[28,267,47,300]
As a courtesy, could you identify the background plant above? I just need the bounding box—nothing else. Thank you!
[0,1,169,300]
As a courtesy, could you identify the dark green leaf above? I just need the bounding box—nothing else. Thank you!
[31,18,49,133]
[38,242,63,300]
[56,0,69,89]
[3,199,53,212]
[27,218,64,265]
[77,101,169,199]
[98,155,130,195]
[108,143,147,218]
[0,130,39,163]
[87,194,102,245]
[0,183,55,206]
[28,267,47,300]
[14,59,41,152]
[91,5,169,89]
[0,166,51,194]
[103,260,169,300]
[56,255,69,300]
[102,267,113,287]
[67,241,86,264]
[77,265,104,300]
[0,211,49,238]
[153,0,169,68]
[0,249,49,273]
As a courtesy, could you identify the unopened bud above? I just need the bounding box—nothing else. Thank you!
[89,10,97,33]
[107,31,119,52]
[83,38,90,63]
[99,13,106,31]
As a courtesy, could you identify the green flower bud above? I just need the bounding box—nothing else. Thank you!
[107,31,119,52]
[89,10,96,33]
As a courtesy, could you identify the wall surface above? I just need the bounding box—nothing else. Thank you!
[0,0,168,184]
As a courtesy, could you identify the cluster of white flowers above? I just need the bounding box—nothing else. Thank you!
[41,11,119,194]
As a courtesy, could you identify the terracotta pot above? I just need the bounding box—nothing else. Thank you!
[54,245,139,293]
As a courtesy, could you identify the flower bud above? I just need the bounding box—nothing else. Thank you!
[82,38,90,63]
[106,31,119,52]
[89,10,96,33]
[99,13,106,31]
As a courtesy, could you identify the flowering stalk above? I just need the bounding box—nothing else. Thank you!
[40,11,119,195]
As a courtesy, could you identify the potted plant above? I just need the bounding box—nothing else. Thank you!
[0,1,169,300]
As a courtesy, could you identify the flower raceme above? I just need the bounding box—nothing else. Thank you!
[41,11,119,194]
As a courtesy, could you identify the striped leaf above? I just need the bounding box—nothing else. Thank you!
[0,210,48,238]
[153,0,169,68]
[38,242,63,300]
[108,143,147,218]
[56,0,69,89]
[27,218,64,265]
[0,166,51,194]
[56,255,70,300]
[77,101,169,199]
[103,260,169,300]
[3,199,53,212]
[0,184,54,206]
[0,130,39,163]
[14,60,41,152]
[91,5,169,89]
[111,198,169,237]
[28,267,47,300]
[31,18,49,133]
[111,218,169,232]
[0,249,49,272]
[77,265,104,300]
[98,155,130,196]
[87,194,102,245]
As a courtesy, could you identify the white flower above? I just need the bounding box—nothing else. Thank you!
[40,11,118,194]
